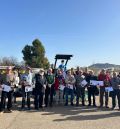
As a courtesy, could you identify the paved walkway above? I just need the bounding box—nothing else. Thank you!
[0,98,120,129]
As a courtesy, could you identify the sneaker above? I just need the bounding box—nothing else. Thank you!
[105,106,109,109]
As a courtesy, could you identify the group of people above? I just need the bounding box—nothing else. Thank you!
[0,61,120,114]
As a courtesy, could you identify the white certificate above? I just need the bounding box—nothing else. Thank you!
[59,85,65,91]
[105,87,113,92]
[81,80,87,87]
[90,80,104,86]
[90,80,97,86]
[2,85,12,92]
[97,81,104,86]
[25,86,33,92]
[68,84,73,90]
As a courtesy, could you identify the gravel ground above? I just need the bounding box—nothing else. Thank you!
[0,97,120,129]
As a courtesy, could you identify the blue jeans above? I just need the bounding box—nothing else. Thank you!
[65,87,74,104]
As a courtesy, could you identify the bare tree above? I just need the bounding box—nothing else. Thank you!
[0,56,18,66]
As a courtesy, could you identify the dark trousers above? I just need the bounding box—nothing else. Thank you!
[112,89,120,108]
[0,103,1,111]
[88,87,96,106]
[65,87,74,104]
[45,85,54,107]
[76,87,85,105]
[21,90,31,108]
[1,91,13,111]
[13,87,18,103]
[34,91,44,108]
[100,87,109,107]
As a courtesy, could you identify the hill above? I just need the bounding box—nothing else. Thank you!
[89,63,120,69]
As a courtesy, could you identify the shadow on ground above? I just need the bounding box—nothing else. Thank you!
[12,99,120,122]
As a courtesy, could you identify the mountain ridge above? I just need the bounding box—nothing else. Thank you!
[89,63,120,69]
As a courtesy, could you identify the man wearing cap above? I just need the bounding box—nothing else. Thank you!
[34,69,47,110]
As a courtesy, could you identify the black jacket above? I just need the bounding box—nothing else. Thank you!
[35,74,47,92]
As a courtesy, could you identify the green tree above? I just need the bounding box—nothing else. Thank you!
[22,39,50,68]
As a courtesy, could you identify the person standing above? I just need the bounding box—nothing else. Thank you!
[13,70,19,103]
[54,69,65,105]
[20,67,32,110]
[45,68,55,107]
[34,69,47,110]
[86,70,98,107]
[0,66,14,113]
[65,70,75,106]
[98,69,111,108]
[75,70,85,106]
[110,72,120,110]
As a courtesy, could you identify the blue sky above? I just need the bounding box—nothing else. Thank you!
[0,0,120,68]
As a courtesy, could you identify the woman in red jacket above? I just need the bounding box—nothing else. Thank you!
[98,69,111,108]
[54,69,65,105]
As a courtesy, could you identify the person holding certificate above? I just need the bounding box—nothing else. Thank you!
[0,66,14,113]
[75,70,85,106]
[54,69,65,105]
[86,70,98,107]
[98,69,111,108]
[110,72,120,110]
[0,81,12,113]
[65,70,75,106]
[20,68,32,110]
